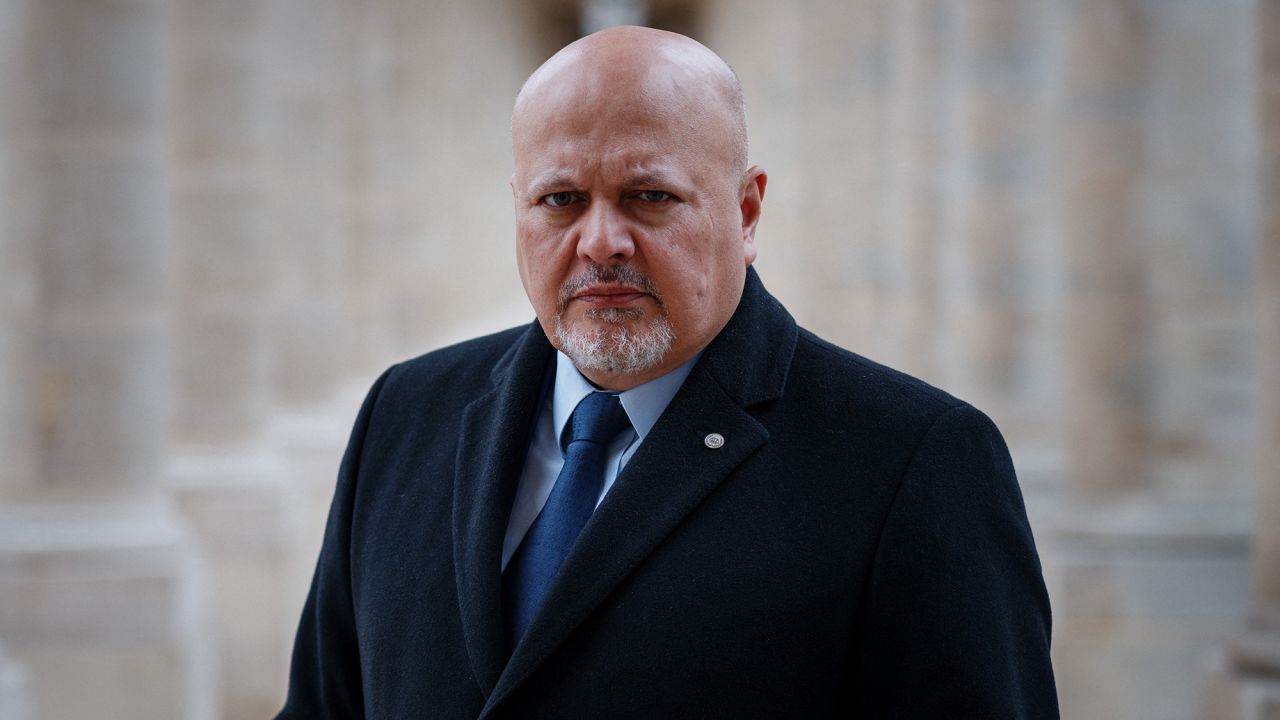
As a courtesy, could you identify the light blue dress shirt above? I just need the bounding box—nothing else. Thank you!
[500,351,698,570]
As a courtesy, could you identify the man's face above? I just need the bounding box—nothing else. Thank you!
[512,63,764,390]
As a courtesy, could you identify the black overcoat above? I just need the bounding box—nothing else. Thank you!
[279,269,1059,719]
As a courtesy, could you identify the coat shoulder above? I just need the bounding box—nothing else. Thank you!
[380,323,534,399]
[790,327,971,426]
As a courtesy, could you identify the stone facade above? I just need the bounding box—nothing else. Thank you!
[0,1,1273,718]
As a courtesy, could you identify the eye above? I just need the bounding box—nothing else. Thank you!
[637,190,671,203]
[542,191,576,208]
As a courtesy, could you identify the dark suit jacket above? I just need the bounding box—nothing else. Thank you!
[279,269,1059,719]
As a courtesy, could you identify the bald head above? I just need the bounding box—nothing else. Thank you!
[513,26,748,176]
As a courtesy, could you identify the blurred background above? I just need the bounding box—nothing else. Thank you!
[0,0,1276,718]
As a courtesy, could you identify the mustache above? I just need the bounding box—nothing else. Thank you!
[558,264,662,309]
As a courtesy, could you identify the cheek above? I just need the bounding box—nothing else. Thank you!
[516,231,569,308]
[667,223,720,288]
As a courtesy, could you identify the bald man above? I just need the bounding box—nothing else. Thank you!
[279,27,1059,719]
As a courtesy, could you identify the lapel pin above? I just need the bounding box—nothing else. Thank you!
[704,433,725,449]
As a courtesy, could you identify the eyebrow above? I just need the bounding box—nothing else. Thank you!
[525,172,577,198]
[623,171,679,189]
[523,169,685,199]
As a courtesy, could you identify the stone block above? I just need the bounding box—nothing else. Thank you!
[174,53,267,167]
[174,185,273,305]
[0,642,32,720]
[174,306,270,445]
[0,501,216,720]
[269,300,343,408]
[0,314,37,497]
[171,446,305,718]
[38,318,167,496]
[29,0,167,135]
[1144,0,1255,175]
[1050,498,1254,720]
[176,0,263,53]
[36,147,168,313]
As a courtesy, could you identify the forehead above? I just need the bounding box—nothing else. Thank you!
[517,120,694,182]
[514,94,725,190]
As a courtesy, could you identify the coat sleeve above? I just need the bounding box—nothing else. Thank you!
[276,366,395,720]
[845,403,1060,719]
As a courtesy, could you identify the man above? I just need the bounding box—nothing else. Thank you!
[279,26,1058,719]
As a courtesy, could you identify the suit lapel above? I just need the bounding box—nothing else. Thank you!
[452,323,554,698]
[481,269,799,715]
[484,363,769,713]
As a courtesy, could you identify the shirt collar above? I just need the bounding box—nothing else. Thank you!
[552,351,699,448]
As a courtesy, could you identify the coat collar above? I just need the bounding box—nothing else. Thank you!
[453,268,799,712]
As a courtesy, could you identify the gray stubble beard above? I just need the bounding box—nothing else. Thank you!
[554,307,675,376]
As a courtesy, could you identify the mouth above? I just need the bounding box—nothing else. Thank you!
[557,264,663,314]
[571,284,651,308]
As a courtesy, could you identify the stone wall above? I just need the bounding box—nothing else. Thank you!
[702,2,1268,719]
[0,1,1272,718]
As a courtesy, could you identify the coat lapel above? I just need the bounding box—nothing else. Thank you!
[481,269,798,715]
[452,323,554,698]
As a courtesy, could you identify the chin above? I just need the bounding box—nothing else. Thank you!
[553,312,674,376]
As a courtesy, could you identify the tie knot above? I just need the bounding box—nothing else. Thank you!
[566,392,631,448]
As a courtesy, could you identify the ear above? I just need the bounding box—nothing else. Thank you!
[739,165,767,266]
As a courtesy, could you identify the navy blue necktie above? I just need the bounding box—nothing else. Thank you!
[503,391,632,647]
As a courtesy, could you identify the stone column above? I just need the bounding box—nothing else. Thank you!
[340,0,398,377]
[1050,4,1156,719]
[1141,0,1257,501]
[794,0,892,351]
[0,1,213,718]
[1204,1,1280,715]
[942,0,1056,446]
[168,2,307,717]
[1255,0,1280,639]
[1057,0,1151,496]
[1244,0,1279,623]
[1051,4,1259,720]
[262,0,348,409]
[172,0,274,449]
[0,0,38,500]
[877,0,956,383]
[365,0,533,358]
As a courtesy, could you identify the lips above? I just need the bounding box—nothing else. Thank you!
[571,284,651,308]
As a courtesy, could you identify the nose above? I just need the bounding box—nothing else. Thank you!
[575,200,635,265]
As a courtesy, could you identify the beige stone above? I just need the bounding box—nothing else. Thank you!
[0,0,37,500]
[171,449,303,719]
[1258,0,1280,619]
[0,641,32,720]
[1140,0,1257,499]
[39,320,168,499]
[0,2,1273,718]
[35,149,168,314]
[877,0,954,384]
[1050,497,1253,720]
[1056,0,1152,493]
[27,0,167,136]
[1,3,212,718]
[172,1,274,447]
[942,0,1055,440]
[0,501,216,720]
